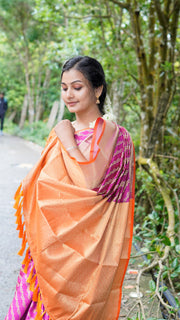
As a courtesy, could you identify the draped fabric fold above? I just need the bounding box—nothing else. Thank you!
[5,118,135,320]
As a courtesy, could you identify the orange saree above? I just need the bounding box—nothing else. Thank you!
[8,118,135,320]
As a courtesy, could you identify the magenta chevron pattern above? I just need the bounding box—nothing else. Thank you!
[74,128,94,145]
[5,258,49,320]
[95,126,134,203]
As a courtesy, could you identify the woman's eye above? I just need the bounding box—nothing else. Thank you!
[62,87,67,91]
[74,87,82,91]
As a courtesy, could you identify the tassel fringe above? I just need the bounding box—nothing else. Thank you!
[22,247,45,318]
[22,248,44,318]
[14,183,50,319]
[14,183,27,256]
[35,293,43,320]
[22,247,32,273]
[33,284,39,301]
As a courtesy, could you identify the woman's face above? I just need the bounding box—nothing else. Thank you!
[61,69,97,115]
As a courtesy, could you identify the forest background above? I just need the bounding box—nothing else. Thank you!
[0,0,179,319]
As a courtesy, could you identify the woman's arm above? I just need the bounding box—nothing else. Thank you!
[54,120,87,162]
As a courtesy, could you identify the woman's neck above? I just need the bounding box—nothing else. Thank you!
[73,108,102,131]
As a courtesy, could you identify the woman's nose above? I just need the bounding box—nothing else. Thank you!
[66,88,74,98]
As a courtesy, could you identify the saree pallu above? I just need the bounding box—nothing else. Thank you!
[5,118,135,320]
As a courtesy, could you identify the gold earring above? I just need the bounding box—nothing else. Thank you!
[96,96,100,104]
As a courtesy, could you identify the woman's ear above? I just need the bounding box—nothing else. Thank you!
[95,85,103,98]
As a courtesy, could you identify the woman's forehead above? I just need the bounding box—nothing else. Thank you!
[61,69,87,84]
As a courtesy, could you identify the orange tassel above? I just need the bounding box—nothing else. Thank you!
[24,259,30,274]
[14,184,27,257]
[15,202,23,223]
[14,183,22,200]
[14,194,21,209]
[15,215,21,226]
[27,266,34,284]
[14,191,23,209]
[14,201,22,218]
[22,248,29,264]
[14,198,25,242]
[22,248,31,273]
[16,215,22,230]
[35,293,43,319]
[18,221,25,238]
[32,284,39,302]
[18,231,27,256]
[16,213,22,228]
[24,255,31,273]
[23,249,31,273]
[30,273,37,291]
[40,311,46,319]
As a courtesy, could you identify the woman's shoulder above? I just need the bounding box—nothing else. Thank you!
[105,119,131,136]
[104,118,133,144]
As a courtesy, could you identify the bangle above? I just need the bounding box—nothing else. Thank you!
[66,146,78,151]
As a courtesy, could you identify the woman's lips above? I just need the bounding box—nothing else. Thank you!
[67,101,78,106]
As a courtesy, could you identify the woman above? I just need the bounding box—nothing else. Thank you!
[5,56,135,320]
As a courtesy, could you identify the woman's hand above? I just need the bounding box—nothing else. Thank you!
[54,119,87,162]
[55,120,76,147]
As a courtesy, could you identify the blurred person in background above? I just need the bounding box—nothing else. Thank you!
[0,92,8,136]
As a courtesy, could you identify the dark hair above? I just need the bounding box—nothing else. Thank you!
[61,56,107,114]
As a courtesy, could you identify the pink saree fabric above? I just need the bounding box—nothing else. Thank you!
[5,118,135,320]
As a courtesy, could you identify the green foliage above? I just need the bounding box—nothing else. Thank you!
[134,224,180,292]
[146,319,164,320]
[63,106,75,122]
[4,110,75,146]
[127,316,140,320]
[149,279,156,292]
[134,164,180,293]
[3,119,19,134]
[4,119,50,146]
[175,245,180,254]
[127,317,164,320]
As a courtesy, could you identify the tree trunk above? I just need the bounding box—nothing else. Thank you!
[19,94,28,129]
[23,47,34,124]
[35,68,51,122]
[24,67,34,124]
[8,111,16,122]
[112,80,123,122]
[47,101,59,130]
[57,96,65,122]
